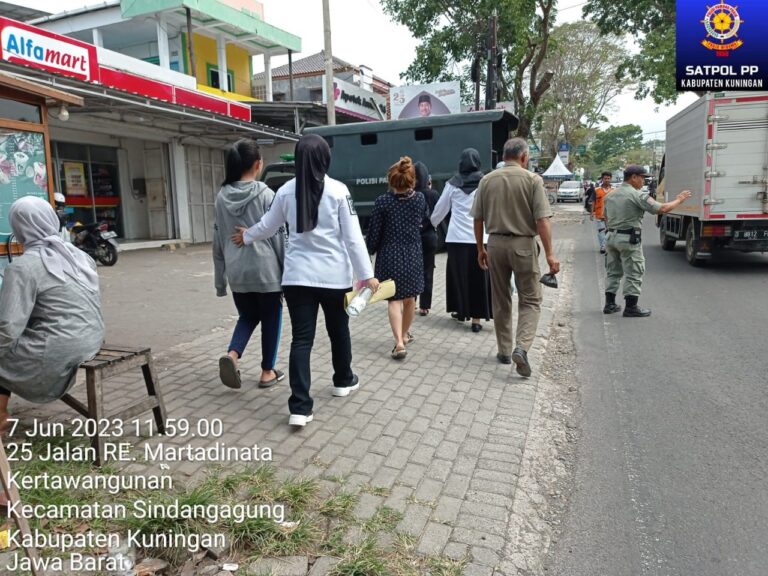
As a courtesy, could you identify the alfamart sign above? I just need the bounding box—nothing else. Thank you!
[0,17,251,122]
[0,19,98,81]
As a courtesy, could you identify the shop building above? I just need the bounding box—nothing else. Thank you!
[0,0,301,246]
[252,51,392,129]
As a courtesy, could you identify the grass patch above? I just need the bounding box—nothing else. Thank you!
[363,506,402,533]
[10,431,465,574]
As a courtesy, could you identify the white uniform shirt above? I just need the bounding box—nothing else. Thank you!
[430,182,488,244]
[243,176,373,289]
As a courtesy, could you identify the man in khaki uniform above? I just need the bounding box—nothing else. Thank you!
[471,138,559,377]
[603,165,691,317]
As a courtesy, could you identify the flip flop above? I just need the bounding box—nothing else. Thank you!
[391,346,407,360]
[219,356,242,389]
[405,332,415,344]
[259,369,286,389]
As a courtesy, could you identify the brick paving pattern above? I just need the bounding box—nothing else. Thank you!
[14,241,570,574]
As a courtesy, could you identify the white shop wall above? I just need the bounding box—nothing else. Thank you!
[118,139,150,240]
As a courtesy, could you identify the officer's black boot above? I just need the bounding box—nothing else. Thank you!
[623,295,651,317]
[603,292,622,314]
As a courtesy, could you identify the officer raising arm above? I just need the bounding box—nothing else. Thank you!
[602,165,691,318]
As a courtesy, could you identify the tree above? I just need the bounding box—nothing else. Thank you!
[583,0,676,104]
[589,124,643,167]
[534,22,631,158]
[379,0,556,139]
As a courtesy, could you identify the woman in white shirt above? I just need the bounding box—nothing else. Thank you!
[430,148,492,332]
[233,134,379,427]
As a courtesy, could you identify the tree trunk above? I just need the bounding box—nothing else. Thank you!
[516,115,532,140]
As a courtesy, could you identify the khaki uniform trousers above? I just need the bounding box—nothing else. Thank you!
[487,235,542,355]
[605,231,645,296]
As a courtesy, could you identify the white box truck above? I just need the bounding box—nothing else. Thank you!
[658,91,768,265]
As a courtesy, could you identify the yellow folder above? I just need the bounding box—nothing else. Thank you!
[345,279,396,308]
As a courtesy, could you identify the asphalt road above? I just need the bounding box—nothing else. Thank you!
[547,212,768,576]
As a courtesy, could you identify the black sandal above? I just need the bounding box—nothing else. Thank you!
[259,369,285,389]
[391,346,407,360]
[219,356,242,389]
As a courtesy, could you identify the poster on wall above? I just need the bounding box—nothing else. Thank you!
[64,161,87,196]
[389,81,461,119]
[0,130,48,242]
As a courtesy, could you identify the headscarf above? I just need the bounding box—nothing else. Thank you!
[9,195,99,292]
[295,134,331,233]
[414,161,430,194]
[448,148,484,194]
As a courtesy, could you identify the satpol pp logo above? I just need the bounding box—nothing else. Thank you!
[701,2,744,54]
[1,25,93,81]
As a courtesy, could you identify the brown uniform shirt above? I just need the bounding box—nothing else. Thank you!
[470,162,552,235]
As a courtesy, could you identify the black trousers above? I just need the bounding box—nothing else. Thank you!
[419,230,437,310]
[283,285,355,416]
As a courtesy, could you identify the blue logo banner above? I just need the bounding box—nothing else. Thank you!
[676,0,767,91]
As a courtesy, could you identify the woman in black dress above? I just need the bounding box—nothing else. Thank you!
[367,157,426,359]
[415,161,439,316]
[430,148,492,332]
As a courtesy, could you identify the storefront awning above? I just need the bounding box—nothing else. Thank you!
[0,64,299,145]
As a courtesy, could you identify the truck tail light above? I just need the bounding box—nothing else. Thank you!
[702,224,732,236]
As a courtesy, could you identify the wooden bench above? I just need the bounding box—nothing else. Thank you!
[61,345,167,466]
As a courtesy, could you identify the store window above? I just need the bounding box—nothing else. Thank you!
[0,99,41,123]
[53,142,122,237]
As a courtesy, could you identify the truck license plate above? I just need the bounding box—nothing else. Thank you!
[734,229,768,240]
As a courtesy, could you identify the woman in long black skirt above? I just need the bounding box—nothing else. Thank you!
[430,148,492,332]
[415,161,439,316]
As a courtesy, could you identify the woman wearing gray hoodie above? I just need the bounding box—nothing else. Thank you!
[213,139,286,389]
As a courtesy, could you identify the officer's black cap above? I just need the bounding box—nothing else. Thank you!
[623,164,649,178]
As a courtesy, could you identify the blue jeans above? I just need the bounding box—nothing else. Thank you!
[228,292,283,370]
[596,219,607,250]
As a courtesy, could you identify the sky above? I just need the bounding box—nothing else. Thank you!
[28,0,697,141]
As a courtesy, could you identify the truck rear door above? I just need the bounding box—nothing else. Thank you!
[709,94,768,219]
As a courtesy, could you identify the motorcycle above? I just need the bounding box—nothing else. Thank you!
[69,221,119,266]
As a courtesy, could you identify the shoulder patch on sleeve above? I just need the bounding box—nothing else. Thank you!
[346,195,357,215]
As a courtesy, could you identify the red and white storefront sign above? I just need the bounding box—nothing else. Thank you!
[0,17,251,122]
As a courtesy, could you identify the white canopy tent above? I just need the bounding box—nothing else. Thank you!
[541,155,573,178]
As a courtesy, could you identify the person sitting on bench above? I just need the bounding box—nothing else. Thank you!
[0,196,104,433]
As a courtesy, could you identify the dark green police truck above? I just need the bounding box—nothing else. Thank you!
[260,110,519,235]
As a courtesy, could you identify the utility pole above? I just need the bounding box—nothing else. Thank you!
[484,10,498,112]
[322,0,336,125]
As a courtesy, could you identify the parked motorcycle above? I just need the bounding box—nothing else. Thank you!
[69,221,119,266]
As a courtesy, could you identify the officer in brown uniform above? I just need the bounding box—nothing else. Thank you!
[471,138,560,377]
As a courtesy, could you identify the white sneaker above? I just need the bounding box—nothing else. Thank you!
[332,375,359,397]
[288,413,313,427]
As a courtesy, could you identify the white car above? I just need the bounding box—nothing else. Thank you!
[556,180,584,202]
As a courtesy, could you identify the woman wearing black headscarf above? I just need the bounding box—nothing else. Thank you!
[415,161,439,316]
[234,134,379,427]
[430,148,492,331]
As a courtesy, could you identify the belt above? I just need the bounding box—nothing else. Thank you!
[607,228,636,234]
[489,232,533,237]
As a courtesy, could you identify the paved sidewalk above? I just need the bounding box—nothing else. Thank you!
[15,240,571,575]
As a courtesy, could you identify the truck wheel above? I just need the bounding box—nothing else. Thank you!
[685,224,704,266]
[660,222,676,251]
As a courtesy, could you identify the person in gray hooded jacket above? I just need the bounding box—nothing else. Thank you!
[213,139,286,389]
[0,196,104,433]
